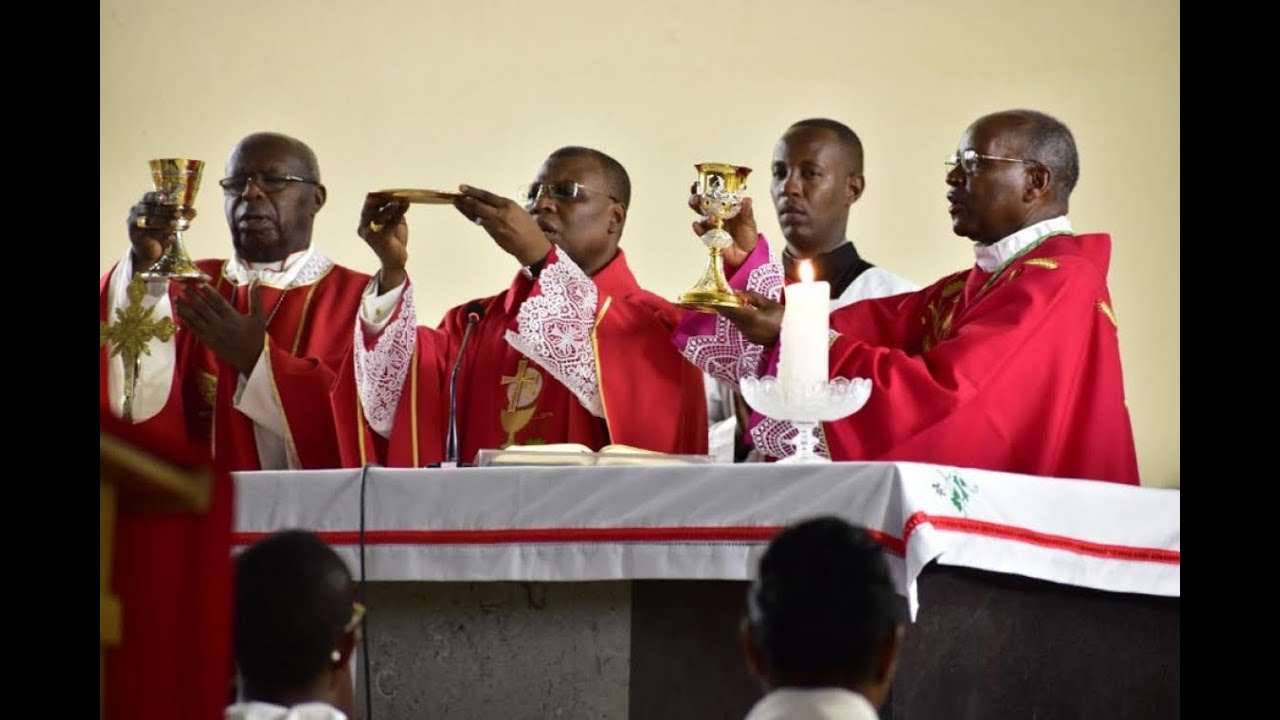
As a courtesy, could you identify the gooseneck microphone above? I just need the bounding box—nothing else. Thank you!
[443,301,485,467]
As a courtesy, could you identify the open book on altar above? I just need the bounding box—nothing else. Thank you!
[474,443,714,468]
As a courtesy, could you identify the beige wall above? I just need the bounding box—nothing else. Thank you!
[100,0,1179,487]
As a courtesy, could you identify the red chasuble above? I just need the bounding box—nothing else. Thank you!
[333,248,708,467]
[100,254,371,471]
[813,232,1139,485]
[101,410,233,720]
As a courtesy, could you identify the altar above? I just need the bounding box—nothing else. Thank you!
[233,462,1180,719]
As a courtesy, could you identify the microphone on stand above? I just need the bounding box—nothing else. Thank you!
[443,301,485,468]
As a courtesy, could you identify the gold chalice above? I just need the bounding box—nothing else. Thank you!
[138,158,208,282]
[677,163,751,312]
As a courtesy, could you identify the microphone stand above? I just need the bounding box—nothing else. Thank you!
[442,305,483,467]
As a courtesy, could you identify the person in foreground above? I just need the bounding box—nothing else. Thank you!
[742,516,905,720]
[227,529,362,720]
[680,109,1140,484]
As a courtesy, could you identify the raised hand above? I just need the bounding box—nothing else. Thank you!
[717,289,784,347]
[175,282,267,377]
[127,191,197,271]
[453,185,552,266]
[358,193,411,292]
[690,184,758,270]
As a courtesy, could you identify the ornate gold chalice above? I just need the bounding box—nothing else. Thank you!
[137,158,208,282]
[677,163,751,312]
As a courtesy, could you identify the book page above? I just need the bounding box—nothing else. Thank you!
[505,443,592,454]
[474,444,714,468]
[596,444,710,467]
[600,444,661,455]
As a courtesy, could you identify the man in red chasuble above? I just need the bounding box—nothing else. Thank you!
[100,132,371,471]
[333,146,707,467]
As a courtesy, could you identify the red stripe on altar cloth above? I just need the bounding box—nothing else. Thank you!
[902,512,1180,564]
[231,525,907,555]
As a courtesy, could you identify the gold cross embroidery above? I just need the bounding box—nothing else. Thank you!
[500,358,541,448]
[99,276,177,421]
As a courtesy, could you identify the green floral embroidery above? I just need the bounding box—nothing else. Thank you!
[932,470,979,514]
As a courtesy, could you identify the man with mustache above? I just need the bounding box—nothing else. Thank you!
[680,119,917,461]
[332,146,708,466]
[99,132,371,470]
[679,110,1139,484]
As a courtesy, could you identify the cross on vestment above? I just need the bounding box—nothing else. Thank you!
[500,358,540,447]
[99,276,177,422]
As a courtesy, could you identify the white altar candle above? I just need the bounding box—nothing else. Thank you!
[778,260,829,402]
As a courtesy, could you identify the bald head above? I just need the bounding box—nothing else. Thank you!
[978,110,1079,200]
[230,132,321,182]
[946,110,1080,243]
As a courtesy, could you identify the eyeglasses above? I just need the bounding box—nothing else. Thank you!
[517,181,618,208]
[945,149,1042,175]
[219,173,319,195]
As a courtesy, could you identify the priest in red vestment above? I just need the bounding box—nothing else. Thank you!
[100,132,371,471]
[679,110,1139,485]
[332,146,707,467]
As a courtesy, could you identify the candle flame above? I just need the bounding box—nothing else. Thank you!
[798,259,815,283]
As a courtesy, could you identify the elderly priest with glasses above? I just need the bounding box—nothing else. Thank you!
[99,132,372,471]
[331,146,708,467]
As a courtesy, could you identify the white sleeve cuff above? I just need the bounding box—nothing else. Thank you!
[231,347,285,438]
[355,283,418,439]
[360,273,407,336]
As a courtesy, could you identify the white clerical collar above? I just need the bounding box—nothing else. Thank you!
[973,216,1072,273]
[224,700,349,720]
[226,246,315,288]
[744,688,878,720]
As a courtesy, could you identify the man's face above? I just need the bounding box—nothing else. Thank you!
[222,138,325,263]
[945,117,1036,244]
[525,154,623,275]
[770,127,860,255]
